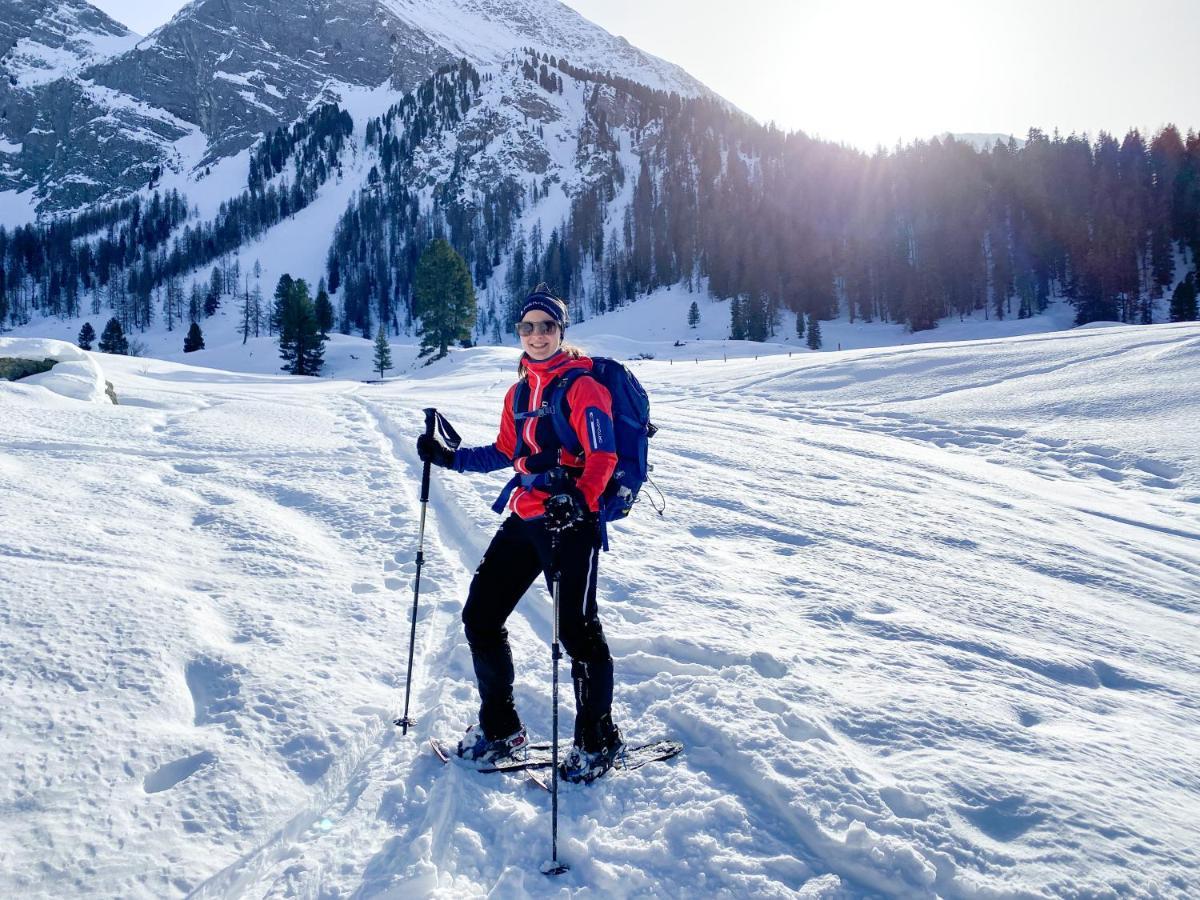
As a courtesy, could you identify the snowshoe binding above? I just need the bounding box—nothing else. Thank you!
[456,724,529,766]
[560,715,625,784]
[559,739,626,784]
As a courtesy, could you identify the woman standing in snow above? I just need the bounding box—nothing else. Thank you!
[416,284,624,783]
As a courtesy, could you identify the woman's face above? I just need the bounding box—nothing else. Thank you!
[518,311,562,361]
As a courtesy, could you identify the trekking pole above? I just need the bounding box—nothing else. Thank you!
[395,407,437,735]
[542,530,570,876]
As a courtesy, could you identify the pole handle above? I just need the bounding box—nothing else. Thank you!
[419,408,436,503]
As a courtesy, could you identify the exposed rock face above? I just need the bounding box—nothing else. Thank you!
[0,0,142,203]
[0,356,58,379]
[86,0,452,166]
[0,0,132,86]
[0,0,717,216]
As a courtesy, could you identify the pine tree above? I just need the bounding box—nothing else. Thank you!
[98,317,128,354]
[315,283,334,337]
[373,325,393,378]
[1170,273,1198,322]
[687,300,700,328]
[795,310,805,340]
[188,283,203,324]
[240,276,253,344]
[271,274,295,334]
[77,322,96,350]
[806,313,822,350]
[275,276,325,376]
[204,285,220,317]
[729,295,745,340]
[251,284,264,336]
[413,239,477,361]
[184,322,205,352]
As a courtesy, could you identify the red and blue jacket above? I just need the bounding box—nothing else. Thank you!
[453,351,618,520]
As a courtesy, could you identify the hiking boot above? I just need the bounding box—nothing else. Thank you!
[456,724,528,765]
[561,716,623,784]
[559,737,625,784]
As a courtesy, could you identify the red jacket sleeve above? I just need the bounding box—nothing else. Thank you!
[566,376,618,511]
[495,383,518,459]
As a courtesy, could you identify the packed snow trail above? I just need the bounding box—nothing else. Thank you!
[2,324,1198,898]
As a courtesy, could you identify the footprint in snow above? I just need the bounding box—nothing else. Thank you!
[174,462,220,475]
[778,713,829,743]
[279,733,334,785]
[879,786,934,820]
[351,582,379,594]
[1092,659,1157,691]
[143,750,216,793]
[750,651,788,679]
[956,791,1047,842]
[754,696,788,715]
[185,657,245,729]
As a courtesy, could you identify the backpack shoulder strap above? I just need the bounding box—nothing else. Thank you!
[547,368,588,455]
[509,379,534,458]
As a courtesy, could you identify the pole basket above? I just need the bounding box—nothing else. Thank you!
[540,860,570,876]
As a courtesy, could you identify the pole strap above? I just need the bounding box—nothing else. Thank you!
[432,410,462,450]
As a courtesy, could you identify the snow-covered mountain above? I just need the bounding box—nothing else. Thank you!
[0,0,136,86]
[0,0,141,206]
[3,321,1198,897]
[0,0,714,214]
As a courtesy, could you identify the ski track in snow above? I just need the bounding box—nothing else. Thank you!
[2,325,1199,898]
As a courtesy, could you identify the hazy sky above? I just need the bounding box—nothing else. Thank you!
[90,0,1199,151]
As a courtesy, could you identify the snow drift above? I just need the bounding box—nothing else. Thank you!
[0,336,112,403]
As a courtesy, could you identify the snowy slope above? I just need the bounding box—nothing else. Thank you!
[2,322,1198,898]
[0,0,718,215]
[379,0,715,99]
[0,0,138,88]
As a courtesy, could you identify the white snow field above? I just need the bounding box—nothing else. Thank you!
[2,322,1199,899]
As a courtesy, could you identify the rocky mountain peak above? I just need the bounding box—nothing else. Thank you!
[0,0,721,216]
[0,0,136,86]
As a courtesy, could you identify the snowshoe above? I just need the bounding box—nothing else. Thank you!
[456,724,529,766]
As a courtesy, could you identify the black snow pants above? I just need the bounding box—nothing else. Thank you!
[462,514,618,750]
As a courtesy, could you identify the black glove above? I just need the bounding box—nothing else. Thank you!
[416,433,455,469]
[543,491,588,533]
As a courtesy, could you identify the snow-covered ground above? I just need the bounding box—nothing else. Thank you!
[6,277,1089,385]
[2,322,1198,898]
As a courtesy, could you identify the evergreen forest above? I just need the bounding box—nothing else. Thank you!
[2,54,1197,346]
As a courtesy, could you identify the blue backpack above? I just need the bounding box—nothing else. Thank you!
[502,358,658,548]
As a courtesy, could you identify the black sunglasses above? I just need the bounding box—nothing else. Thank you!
[516,321,561,336]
